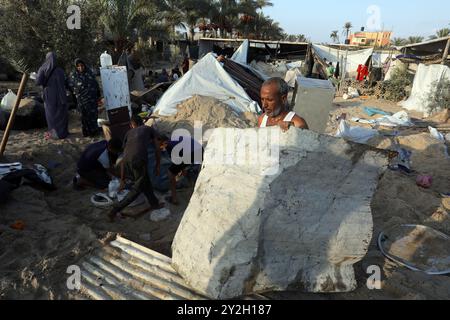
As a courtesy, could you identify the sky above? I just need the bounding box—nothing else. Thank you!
[263,0,450,43]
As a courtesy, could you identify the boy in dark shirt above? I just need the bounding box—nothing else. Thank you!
[108,125,164,221]
[157,135,203,205]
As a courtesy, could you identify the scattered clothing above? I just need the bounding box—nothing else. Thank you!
[0,163,55,191]
[357,64,369,81]
[35,52,69,139]
[0,163,22,179]
[351,111,413,128]
[363,107,392,117]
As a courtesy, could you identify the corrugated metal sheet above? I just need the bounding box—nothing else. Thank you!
[77,236,208,300]
[76,236,270,301]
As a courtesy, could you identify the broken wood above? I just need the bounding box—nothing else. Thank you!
[0,73,29,157]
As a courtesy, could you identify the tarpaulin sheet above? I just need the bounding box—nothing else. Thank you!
[154,53,261,116]
[400,64,450,115]
[312,44,373,77]
[231,39,249,65]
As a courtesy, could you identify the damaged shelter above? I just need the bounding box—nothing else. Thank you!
[154,52,265,117]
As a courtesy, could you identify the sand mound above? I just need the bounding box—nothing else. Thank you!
[152,95,258,137]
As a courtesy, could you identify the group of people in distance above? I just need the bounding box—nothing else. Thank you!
[73,76,308,222]
[35,52,102,139]
[33,52,191,141]
[33,50,308,222]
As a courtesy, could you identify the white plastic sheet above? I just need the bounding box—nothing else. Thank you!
[154,53,261,116]
[335,120,379,143]
[400,64,450,115]
[312,44,373,77]
[0,89,17,111]
[231,39,249,65]
[351,111,413,127]
[285,68,303,87]
[372,53,391,68]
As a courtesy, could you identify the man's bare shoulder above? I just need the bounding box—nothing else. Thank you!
[292,115,309,129]
[257,114,264,127]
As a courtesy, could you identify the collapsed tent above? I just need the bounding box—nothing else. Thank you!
[400,64,450,115]
[154,53,262,117]
[231,39,249,65]
[397,36,450,63]
[312,44,374,77]
[372,52,392,68]
[222,58,265,106]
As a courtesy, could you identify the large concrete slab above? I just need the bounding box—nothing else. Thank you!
[172,127,389,299]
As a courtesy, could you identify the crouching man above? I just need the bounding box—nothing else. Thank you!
[157,134,204,206]
[74,138,123,190]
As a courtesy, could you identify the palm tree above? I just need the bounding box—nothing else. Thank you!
[330,30,339,43]
[99,0,160,56]
[343,22,352,42]
[433,28,450,39]
[407,36,424,44]
[391,37,407,46]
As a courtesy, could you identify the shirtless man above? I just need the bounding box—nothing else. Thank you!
[258,77,309,131]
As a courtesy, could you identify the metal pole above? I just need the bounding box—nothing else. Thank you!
[442,37,450,65]
[0,73,29,157]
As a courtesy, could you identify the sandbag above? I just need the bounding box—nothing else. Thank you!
[0,89,17,111]
[0,98,46,130]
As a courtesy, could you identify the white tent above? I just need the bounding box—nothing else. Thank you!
[312,44,373,77]
[154,53,261,116]
[231,39,249,65]
[372,52,391,68]
[400,63,450,115]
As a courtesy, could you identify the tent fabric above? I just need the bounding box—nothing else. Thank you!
[312,44,373,77]
[231,39,249,65]
[154,53,261,117]
[384,59,403,81]
[285,68,303,87]
[222,59,265,107]
[335,120,379,144]
[400,64,450,115]
[372,53,391,68]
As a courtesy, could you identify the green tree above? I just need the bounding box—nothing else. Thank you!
[330,30,339,43]
[343,22,352,41]
[429,28,450,40]
[0,0,104,72]
[391,37,407,46]
[407,36,424,44]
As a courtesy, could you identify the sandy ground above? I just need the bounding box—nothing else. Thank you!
[265,98,450,300]
[0,111,191,299]
[0,96,449,300]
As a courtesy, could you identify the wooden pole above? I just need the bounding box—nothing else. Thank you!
[441,37,450,65]
[0,73,29,157]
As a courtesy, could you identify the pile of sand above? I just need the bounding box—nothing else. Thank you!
[152,95,258,137]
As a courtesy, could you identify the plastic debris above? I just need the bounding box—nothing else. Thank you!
[416,175,433,189]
